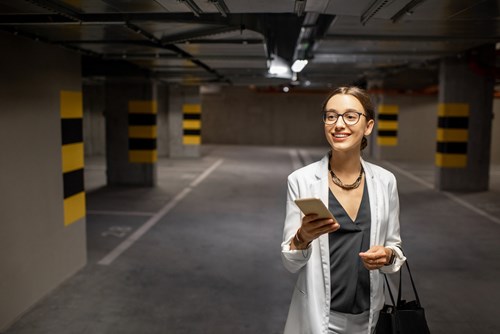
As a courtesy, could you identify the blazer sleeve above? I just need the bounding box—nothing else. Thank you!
[380,173,406,274]
[281,174,312,273]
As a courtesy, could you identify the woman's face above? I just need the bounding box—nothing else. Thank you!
[323,93,374,153]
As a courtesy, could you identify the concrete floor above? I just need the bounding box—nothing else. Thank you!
[4,145,500,334]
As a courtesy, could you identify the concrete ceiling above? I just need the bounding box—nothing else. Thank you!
[1,0,499,90]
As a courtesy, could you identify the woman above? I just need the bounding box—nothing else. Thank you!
[281,86,406,334]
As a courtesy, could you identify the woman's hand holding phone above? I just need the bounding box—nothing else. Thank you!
[292,198,340,249]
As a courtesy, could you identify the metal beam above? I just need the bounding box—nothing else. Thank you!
[322,34,500,43]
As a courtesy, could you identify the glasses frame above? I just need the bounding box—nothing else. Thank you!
[322,111,367,126]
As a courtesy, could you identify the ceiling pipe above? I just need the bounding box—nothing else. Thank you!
[391,0,427,23]
[294,0,307,17]
[360,0,390,25]
[178,0,203,17]
[23,0,81,22]
[209,0,230,17]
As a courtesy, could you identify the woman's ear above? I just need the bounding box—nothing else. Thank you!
[364,119,375,136]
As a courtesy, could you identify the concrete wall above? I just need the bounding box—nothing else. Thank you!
[83,82,106,156]
[0,32,86,331]
[202,86,500,165]
[374,94,438,163]
[492,99,500,164]
[202,86,327,146]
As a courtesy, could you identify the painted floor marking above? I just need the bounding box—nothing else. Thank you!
[98,159,224,266]
[384,161,500,227]
[87,210,155,217]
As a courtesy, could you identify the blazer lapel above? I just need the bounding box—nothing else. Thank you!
[362,159,379,247]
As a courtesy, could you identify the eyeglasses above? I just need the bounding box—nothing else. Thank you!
[322,111,366,126]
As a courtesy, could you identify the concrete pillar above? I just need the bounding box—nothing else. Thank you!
[168,85,201,158]
[367,81,400,161]
[104,80,158,186]
[436,44,496,191]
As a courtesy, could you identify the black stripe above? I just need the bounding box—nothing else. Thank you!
[129,138,157,150]
[61,118,83,145]
[183,113,201,120]
[183,129,201,136]
[438,117,468,129]
[436,142,468,154]
[63,168,84,198]
[378,114,398,121]
[378,130,398,137]
[128,114,156,126]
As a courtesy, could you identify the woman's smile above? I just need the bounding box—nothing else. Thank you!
[332,132,351,141]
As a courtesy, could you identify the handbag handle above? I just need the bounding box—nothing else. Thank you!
[397,261,422,308]
[383,261,422,308]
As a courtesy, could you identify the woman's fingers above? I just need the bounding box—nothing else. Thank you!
[302,216,339,239]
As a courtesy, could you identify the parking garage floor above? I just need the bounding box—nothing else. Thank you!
[4,145,500,334]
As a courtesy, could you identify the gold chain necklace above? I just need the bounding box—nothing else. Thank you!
[328,154,364,190]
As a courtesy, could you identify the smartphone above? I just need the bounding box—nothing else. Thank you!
[294,198,334,219]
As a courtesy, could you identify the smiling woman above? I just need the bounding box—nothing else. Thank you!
[281,86,406,334]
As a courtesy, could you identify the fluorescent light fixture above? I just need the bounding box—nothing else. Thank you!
[268,54,292,79]
[291,59,308,72]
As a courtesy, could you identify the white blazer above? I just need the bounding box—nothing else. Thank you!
[281,154,406,334]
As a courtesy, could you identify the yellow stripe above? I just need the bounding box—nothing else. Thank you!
[60,91,83,118]
[128,100,157,114]
[378,121,398,130]
[435,153,467,168]
[183,120,201,130]
[436,129,468,142]
[64,192,86,226]
[377,137,398,146]
[62,143,84,173]
[438,103,469,117]
[183,135,201,145]
[182,104,201,114]
[378,105,399,115]
[128,126,157,139]
[129,150,158,163]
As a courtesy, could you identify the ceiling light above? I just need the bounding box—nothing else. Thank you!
[291,59,308,72]
[209,0,230,17]
[178,0,203,17]
[268,54,293,79]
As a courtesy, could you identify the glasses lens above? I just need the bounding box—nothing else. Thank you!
[323,112,337,125]
[343,112,360,125]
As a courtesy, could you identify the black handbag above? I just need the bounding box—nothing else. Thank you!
[376,261,431,334]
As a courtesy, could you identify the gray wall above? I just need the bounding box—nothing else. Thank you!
[374,94,438,163]
[202,86,327,146]
[202,86,500,164]
[0,32,86,331]
[492,100,500,164]
[83,82,106,156]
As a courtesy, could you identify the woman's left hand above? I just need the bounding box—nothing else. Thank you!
[359,246,392,270]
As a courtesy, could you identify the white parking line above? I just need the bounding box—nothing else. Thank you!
[87,210,155,217]
[97,159,224,266]
[384,161,500,226]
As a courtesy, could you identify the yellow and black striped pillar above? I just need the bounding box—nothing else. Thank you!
[436,103,469,168]
[128,100,157,163]
[182,103,201,145]
[60,90,85,226]
[377,104,399,146]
